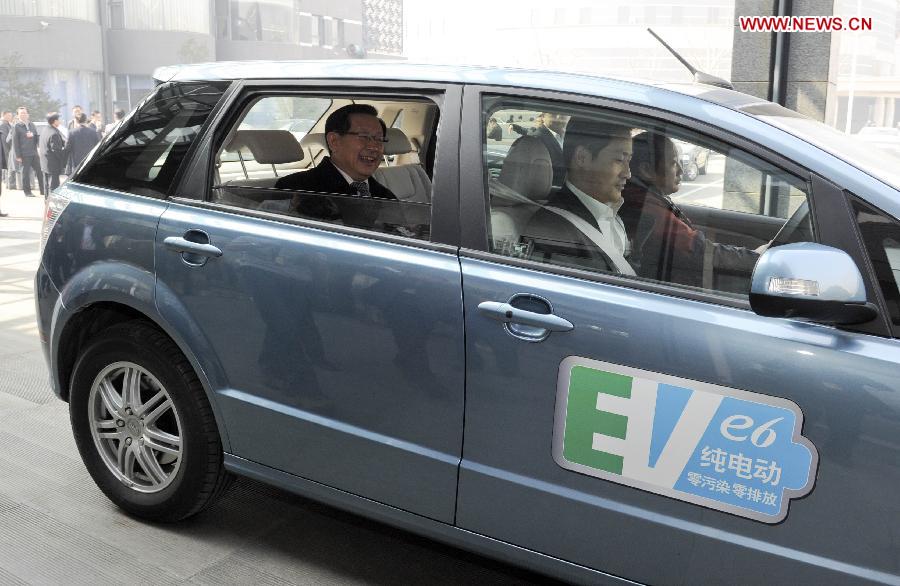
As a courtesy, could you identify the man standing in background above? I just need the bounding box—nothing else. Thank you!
[12,106,44,198]
[5,110,22,191]
[67,105,83,132]
[39,112,67,192]
[104,109,125,135]
[67,113,100,171]
[90,110,104,137]
[0,111,11,191]
[0,111,9,216]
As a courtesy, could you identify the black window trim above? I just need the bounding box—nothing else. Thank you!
[841,191,898,337]
[167,79,242,198]
[172,78,463,248]
[458,84,830,314]
[72,80,233,200]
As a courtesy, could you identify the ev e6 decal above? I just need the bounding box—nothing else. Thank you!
[552,357,819,523]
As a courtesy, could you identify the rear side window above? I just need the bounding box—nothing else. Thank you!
[75,81,229,198]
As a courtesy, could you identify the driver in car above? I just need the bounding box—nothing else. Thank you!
[620,131,762,287]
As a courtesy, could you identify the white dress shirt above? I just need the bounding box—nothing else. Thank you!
[565,180,631,257]
[331,160,369,191]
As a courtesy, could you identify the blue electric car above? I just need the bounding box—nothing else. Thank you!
[35,61,900,584]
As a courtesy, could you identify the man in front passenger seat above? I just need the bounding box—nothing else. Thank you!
[521,117,635,274]
[275,104,396,219]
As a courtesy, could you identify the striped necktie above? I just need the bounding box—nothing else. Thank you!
[351,180,371,198]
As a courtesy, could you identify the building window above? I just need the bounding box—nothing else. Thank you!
[108,0,124,28]
[122,0,209,34]
[0,0,99,22]
[322,16,342,47]
[311,14,323,46]
[259,0,293,42]
[111,74,154,112]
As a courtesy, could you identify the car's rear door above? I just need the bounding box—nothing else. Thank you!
[155,81,465,522]
[455,86,900,583]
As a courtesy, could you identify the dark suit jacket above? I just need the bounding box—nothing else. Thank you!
[12,122,39,158]
[275,157,396,199]
[39,125,67,175]
[68,124,100,170]
[521,186,619,273]
[0,120,10,166]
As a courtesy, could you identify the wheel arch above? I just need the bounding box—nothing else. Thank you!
[54,272,231,452]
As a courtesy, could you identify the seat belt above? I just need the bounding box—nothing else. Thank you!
[544,207,636,276]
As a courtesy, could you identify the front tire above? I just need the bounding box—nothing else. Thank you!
[69,320,230,521]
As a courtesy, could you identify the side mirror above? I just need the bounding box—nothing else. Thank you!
[749,242,878,325]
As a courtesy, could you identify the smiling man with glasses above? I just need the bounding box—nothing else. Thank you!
[275,104,397,202]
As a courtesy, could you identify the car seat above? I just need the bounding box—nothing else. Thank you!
[373,128,432,203]
[489,135,553,253]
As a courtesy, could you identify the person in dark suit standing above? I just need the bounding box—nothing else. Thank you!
[67,113,100,172]
[509,111,569,187]
[0,111,11,181]
[0,111,10,216]
[65,105,83,175]
[12,106,44,198]
[521,117,634,274]
[0,112,9,218]
[275,104,396,220]
[38,112,67,192]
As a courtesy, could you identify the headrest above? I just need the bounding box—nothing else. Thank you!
[384,127,413,155]
[228,130,303,165]
[300,132,327,150]
[498,136,553,202]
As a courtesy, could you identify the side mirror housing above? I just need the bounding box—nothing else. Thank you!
[749,243,878,325]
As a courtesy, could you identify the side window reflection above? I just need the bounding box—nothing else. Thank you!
[212,96,438,241]
[483,98,814,298]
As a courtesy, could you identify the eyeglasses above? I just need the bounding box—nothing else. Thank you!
[341,131,388,145]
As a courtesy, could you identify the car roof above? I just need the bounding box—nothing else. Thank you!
[153,60,774,116]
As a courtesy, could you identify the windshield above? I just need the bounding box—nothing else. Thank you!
[758,114,900,191]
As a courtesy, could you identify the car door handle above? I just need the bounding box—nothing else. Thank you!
[163,236,223,258]
[477,301,574,332]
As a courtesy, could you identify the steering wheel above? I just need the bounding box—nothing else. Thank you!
[770,199,811,247]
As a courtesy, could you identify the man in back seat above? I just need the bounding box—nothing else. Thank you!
[275,104,396,218]
[520,117,635,274]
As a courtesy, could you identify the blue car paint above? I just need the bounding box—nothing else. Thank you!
[457,256,900,584]
[154,200,466,523]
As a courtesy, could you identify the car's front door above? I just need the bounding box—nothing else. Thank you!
[155,84,465,522]
[456,90,900,583]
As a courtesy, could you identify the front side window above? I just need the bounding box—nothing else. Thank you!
[76,81,229,198]
[483,96,813,298]
[212,94,439,241]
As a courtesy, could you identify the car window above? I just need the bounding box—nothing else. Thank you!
[853,198,900,331]
[75,81,229,198]
[483,96,813,298]
[211,94,438,241]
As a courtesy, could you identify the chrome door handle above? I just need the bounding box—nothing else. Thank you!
[477,301,573,332]
[163,236,223,258]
